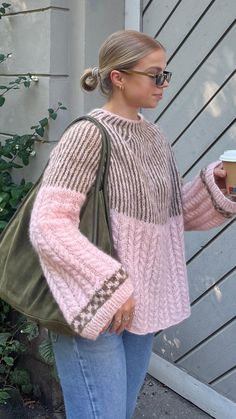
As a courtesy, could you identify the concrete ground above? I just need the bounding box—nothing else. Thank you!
[1,374,213,418]
[134,374,213,419]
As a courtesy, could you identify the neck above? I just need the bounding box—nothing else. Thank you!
[103,98,140,121]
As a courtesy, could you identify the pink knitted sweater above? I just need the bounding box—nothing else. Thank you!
[29,109,236,340]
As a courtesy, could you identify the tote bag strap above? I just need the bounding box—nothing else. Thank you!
[41,114,112,249]
[0,115,113,251]
[70,116,112,247]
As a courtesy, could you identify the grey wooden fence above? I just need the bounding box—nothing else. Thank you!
[142,0,236,409]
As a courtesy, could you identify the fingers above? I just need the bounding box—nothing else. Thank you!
[102,295,136,335]
[110,309,135,334]
[215,169,227,178]
[100,308,135,335]
[214,165,227,178]
[110,316,122,333]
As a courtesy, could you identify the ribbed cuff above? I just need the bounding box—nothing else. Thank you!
[79,277,134,340]
[202,162,236,217]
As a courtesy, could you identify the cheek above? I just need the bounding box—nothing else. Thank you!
[129,81,153,99]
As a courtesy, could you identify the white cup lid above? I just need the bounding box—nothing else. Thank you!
[220,150,236,162]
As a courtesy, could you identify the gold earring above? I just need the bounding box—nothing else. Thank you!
[119,85,124,91]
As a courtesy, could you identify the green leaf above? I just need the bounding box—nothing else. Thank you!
[21,383,32,394]
[39,117,48,127]
[21,152,29,166]
[0,149,13,158]
[0,192,10,204]
[0,96,5,106]
[24,81,30,88]
[9,198,20,208]
[0,172,12,186]
[0,86,7,89]
[50,112,57,120]
[0,390,11,403]
[0,332,11,345]
[10,188,21,200]
[0,8,6,14]
[0,161,11,170]
[38,338,54,365]
[0,220,7,230]
[2,3,11,7]
[58,101,62,106]
[0,364,6,374]
[10,368,30,385]
[0,54,5,61]
[11,162,23,169]
[20,321,39,341]
[36,126,44,137]
[0,207,8,216]
[30,125,39,130]
[48,108,54,114]
[3,356,14,366]
[59,106,67,110]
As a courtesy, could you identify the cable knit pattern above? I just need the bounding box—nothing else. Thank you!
[29,108,236,339]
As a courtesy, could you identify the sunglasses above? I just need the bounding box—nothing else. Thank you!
[119,69,172,86]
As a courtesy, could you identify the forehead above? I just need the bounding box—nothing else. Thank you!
[136,49,167,71]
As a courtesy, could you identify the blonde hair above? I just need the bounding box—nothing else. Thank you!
[80,30,165,97]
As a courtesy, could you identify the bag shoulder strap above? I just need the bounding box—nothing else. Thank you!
[0,115,113,250]
[71,116,112,246]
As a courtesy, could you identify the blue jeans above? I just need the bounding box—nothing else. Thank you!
[52,330,154,419]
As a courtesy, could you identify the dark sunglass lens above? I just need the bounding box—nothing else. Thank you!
[155,74,164,86]
[166,72,171,82]
[156,72,172,86]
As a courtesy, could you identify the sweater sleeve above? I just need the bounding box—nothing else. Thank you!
[182,162,236,231]
[29,120,134,340]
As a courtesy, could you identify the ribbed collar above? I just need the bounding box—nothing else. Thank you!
[91,107,144,122]
[89,108,147,138]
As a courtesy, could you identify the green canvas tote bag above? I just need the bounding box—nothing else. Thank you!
[0,115,113,336]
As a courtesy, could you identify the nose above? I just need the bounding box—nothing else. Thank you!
[162,79,169,88]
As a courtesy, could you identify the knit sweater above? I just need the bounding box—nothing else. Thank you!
[29,108,236,340]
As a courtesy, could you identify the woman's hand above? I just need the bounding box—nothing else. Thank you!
[110,295,135,333]
[213,164,227,190]
[100,295,135,335]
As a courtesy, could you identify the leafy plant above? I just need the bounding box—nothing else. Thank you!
[38,338,55,366]
[0,3,67,404]
[0,52,12,64]
[0,74,37,107]
[0,2,10,19]
[0,104,66,402]
[0,301,38,404]
[0,103,66,232]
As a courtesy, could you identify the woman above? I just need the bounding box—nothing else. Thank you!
[30,30,236,419]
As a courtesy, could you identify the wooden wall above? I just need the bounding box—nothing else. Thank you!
[142,0,236,405]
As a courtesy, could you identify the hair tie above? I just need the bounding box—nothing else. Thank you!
[91,67,99,78]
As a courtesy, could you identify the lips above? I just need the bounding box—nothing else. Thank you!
[153,94,163,99]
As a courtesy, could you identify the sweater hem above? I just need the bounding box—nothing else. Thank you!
[126,309,191,335]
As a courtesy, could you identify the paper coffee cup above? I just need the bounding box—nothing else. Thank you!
[220,150,236,196]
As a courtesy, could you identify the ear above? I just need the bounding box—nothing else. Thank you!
[110,70,124,89]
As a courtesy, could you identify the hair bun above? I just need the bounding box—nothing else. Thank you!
[80,68,99,92]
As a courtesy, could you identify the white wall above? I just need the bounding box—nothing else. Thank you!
[0,0,125,181]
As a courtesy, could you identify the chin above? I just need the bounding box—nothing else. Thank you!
[143,102,158,109]
[142,103,159,109]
